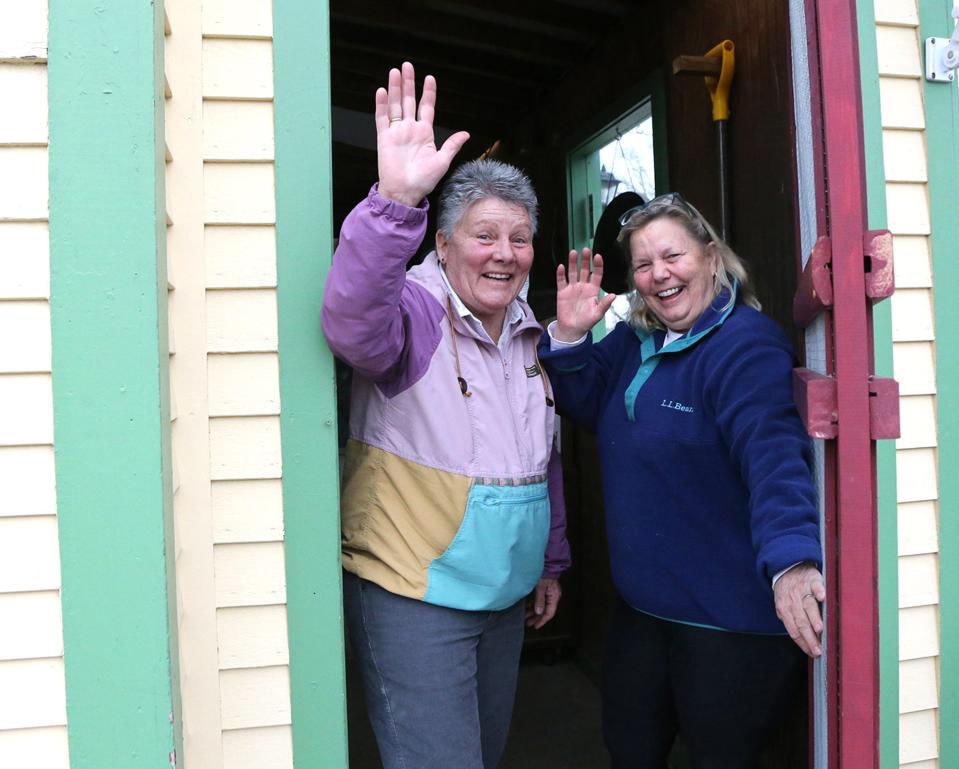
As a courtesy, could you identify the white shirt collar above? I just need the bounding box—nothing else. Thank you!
[437,263,525,347]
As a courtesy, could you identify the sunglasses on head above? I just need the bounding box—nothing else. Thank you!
[618,192,697,227]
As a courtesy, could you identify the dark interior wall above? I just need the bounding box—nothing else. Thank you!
[510,0,799,337]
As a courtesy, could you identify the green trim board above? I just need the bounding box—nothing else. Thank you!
[48,1,179,767]
[273,1,350,767]
[921,2,959,767]
[855,1,898,766]
[566,71,670,252]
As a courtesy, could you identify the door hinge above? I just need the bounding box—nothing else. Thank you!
[792,230,895,328]
[793,368,900,439]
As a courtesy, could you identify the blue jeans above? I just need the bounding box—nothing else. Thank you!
[343,572,525,769]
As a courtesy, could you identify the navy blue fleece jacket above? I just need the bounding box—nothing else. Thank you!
[538,290,822,634]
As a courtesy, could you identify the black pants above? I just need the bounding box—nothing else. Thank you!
[601,597,806,769]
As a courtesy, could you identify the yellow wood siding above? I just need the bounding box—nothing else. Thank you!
[166,0,293,765]
[0,6,67,765]
[876,4,942,763]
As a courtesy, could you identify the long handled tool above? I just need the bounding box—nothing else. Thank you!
[673,40,736,241]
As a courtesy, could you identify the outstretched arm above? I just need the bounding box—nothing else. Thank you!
[375,62,470,206]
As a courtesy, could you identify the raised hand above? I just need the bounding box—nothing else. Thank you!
[375,62,470,207]
[554,248,617,341]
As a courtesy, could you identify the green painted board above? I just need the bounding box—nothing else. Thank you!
[273,1,350,767]
[48,1,179,766]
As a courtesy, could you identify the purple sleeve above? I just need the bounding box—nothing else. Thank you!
[542,445,571,578]
[321,186,445,390]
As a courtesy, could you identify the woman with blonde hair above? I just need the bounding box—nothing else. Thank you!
[539,193,824,769]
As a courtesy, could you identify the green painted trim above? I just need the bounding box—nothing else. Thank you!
[921,2,959,766]
[273,1,349,767]
[566,70,670,251]
[48,2,179,767]
[855,3,898,767]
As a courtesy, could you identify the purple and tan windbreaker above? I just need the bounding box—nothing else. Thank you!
[322,187,570,611]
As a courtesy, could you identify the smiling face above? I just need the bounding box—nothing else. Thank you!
[629,216,718,332]
[436,197,534,339]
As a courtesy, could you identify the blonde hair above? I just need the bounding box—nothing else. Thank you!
[616,196,759,332]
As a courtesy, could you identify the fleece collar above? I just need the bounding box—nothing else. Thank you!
[624,283,738,421]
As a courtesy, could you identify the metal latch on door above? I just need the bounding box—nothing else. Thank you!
[925,7,959,82]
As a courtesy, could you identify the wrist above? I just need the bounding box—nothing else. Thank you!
[553,323,589,343]
[376,184,424,208]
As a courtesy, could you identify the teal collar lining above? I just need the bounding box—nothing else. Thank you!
[623,285,738,421]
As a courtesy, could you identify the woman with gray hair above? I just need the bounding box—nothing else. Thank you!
[322,62,569,769]
[538,193,824,768]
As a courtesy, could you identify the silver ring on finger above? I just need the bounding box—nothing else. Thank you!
[389,115,402,123]
[802,593,815,600]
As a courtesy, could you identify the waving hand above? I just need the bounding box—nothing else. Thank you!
[554,248,617,342]
[374,62,470,207]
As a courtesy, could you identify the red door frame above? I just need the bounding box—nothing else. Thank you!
[802,0,880,766]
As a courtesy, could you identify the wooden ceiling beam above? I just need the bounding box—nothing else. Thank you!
[332,39,552,89]
[411,0,602,44]
[330,1,570,67]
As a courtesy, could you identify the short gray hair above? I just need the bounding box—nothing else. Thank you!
[437,159,538,237]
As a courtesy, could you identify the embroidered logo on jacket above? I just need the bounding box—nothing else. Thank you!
[660,399,695,413]
[525,363,541,378]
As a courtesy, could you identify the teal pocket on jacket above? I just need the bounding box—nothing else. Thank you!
[423,481,549,611]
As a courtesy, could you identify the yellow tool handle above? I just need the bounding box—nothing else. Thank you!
[704,40,735,121]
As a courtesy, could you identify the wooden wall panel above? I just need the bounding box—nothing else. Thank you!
[214,541,286,608]
[0,4,47,61]
[891,236,932,288]
[211,479,284,543]
[219,666,291,731]
[0,148,48,220]
[876,26,922,77]
[206,289,278,352]
[205,225,277,289]
[0,726,69,769]
[0,591,63,660]
[0,659,66,730]
[0,516,60,592]
[202,39,273,100]
[899,606,939,660]
[898,554,939,608]
[0,374,53,446]
[882,130,927,182]
[896,396,937,450]
[221,725,294,769]
[0,446,56,517]
[204,164,276,224]
[874,0,919,25]
[885,183,931,235]
[201,0,273,38]
[0,6,63,758]
[898,502,938,557]
[0,223,50,299]
[894,343,936,396]
[891,289,935,343]
[0,65,47,142]
[895,449,938,504]
[898,710,938,764]
[879,79,925,129]
[203,101,274,161]
[0,301,51,372]
[207,352,280,416]
[899,657,939,714]
[208,415,282,480]
[217,604,289,669]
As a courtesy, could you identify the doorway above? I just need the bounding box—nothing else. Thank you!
[327,1,814,766]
